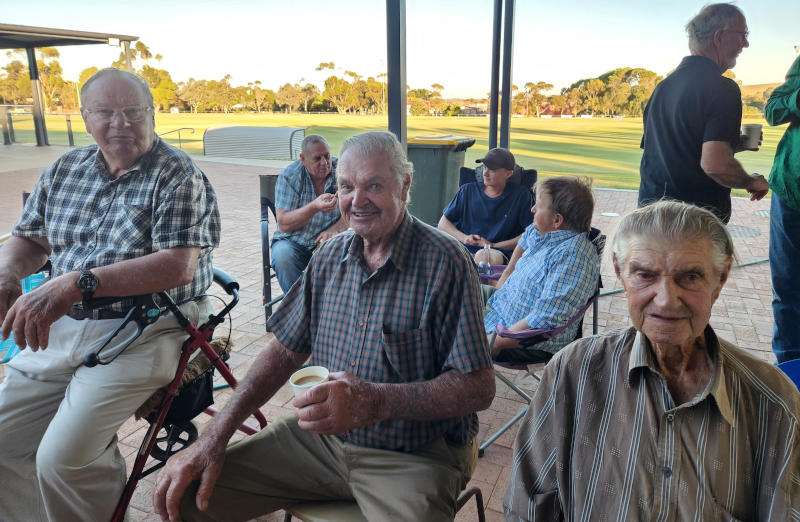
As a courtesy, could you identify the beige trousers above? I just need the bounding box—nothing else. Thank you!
[0,299,208,522]
[181,416,477,522]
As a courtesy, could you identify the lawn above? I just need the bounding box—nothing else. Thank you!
[8,112,783,191]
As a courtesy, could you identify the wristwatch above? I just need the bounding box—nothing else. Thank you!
[76,269,99,303]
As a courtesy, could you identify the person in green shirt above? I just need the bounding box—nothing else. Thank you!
[766,53,800,363]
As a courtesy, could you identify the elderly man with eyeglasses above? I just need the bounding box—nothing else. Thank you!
[638,3,769,223]
[0,68,220,521]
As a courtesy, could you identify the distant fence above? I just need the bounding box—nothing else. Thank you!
[203,126,305,161]
[1,105,88,147]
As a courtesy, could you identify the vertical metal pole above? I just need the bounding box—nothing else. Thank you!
[122,41,133,71]
[26,47,49,146]
[7,110,16,143]
[488,0,502,149]
[66,114,74,146]
[386,0,407,147]
[1,106,11,145]
[499,0,515,148]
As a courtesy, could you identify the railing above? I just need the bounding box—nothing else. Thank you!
[1,105,88,147]
[158,127,195,150]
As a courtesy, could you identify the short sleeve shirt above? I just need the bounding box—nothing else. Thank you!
[13,138,220,307]
[267,212,493,452]
[272,159,340,249]
[443,182,533,258]
[639,56,743,222]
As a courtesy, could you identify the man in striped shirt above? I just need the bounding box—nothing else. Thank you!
[506,201,800,521]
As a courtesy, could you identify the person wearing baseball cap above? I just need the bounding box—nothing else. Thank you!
[438,148,533,265]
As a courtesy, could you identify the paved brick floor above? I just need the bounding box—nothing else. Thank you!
[0,151,777,520]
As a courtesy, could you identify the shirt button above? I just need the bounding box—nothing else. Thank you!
[351,360,356,366]
[666,413,674,423]
[663,467,672,478]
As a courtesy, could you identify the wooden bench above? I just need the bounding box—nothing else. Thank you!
[203,126,305,161]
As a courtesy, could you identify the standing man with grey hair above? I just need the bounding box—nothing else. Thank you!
[272,134,348,292]
[505,201,800,521]
[638,2,768,223]
[153,131,495,522]
[0,68,220,520]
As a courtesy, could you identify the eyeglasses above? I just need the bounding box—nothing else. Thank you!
[84,106,152,123]
[726,29,749,39]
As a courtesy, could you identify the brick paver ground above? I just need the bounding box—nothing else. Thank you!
[0,148,777,520]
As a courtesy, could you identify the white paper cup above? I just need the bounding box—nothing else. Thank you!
[289,366,329,397]
[741,123,762,150]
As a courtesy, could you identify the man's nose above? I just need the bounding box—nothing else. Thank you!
[652,277,680,308]
[352,188,368,207]
[109,111,130,127]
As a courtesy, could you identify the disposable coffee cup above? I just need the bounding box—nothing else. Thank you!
[741,123,762,150]
[289,366,329,397]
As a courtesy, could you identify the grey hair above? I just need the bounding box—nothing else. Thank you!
[301,134,329,153]
[79,68,153,108]
[338,131,414,201]
[612,200,736,272]
[686,3,745,53]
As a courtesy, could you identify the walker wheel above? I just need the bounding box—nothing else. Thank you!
[150,421,198,462]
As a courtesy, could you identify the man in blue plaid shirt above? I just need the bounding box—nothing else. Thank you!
[155,132,495,522]
[485,176,600,357]
[272,135,349,292]
[0,69,220,521]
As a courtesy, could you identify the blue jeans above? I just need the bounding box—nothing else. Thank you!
[770,194,800,363]
[271,239,313,293]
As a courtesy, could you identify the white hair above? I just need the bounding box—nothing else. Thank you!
[686,3,745,53]
[612,200,736,272]
[80,68,153,107]
[338,131,414,201]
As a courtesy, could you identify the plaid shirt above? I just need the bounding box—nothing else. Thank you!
[13,138,220,308]
[506,327,800,521]
[267,212,492,452]
[484,226,599,353]
[272,159,340,249]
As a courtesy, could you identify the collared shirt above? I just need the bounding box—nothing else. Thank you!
[639,56,742,223]
[272,159,340,249]
[505,326,800,522]
[766,54,800,211]
[484,226,599,353]
[13,138,220,308]
[267,212,492,452]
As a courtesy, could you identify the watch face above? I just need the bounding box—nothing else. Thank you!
[78,272,98,292]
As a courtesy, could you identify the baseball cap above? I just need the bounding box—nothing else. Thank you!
[475,148,516,171]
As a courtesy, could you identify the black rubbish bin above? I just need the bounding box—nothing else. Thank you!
[406,135,476,226]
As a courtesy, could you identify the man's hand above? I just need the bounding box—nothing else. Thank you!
[0,274,22,326]
[1,274,77,351]
[313,193,337,213]
[153,439,226,522]
[746,174,769,201]
[463,234,487,247]
[293,372,383,434]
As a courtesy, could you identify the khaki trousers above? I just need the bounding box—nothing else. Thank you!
[181,416,477,522]
[0,299,208,522]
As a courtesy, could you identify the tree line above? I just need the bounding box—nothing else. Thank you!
[0,44,774,118]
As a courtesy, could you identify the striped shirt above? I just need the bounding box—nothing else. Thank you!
[267,212,493,452]
[272,159,340,249]
[13,138,220,308]
[484,226,599,353]
[505,327,800,522]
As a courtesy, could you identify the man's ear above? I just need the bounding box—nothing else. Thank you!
[612,253,623,279]
[402,174,412,199]
[553,212,565,230]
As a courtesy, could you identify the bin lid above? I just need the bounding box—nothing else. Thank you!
[408,135,476,151]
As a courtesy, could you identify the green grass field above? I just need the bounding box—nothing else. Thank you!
[8,112,783,191]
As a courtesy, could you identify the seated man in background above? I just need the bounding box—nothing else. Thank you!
[505,201,800,520]
[154,131,495,522]
[272,134,348,292]
[438,148,533,265]
[484,176,599,358]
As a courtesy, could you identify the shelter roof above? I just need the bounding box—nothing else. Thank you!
[0,23,137,49]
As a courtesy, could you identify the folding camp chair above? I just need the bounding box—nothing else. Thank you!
[478,228,606,456]
[283,485,486,522]
[778,359,800,390]
[260,174,286,324]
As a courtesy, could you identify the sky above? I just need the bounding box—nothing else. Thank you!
[2,0,798,98]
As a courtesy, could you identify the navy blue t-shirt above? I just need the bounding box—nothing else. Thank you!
[443,182,533,259]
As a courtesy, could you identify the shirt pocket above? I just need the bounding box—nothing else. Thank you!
[381,327,435,382]
[109,196,153,250]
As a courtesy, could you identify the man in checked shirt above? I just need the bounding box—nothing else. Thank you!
[0,68,220,521]
[154,131,495,522]
[505,201,800,521]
